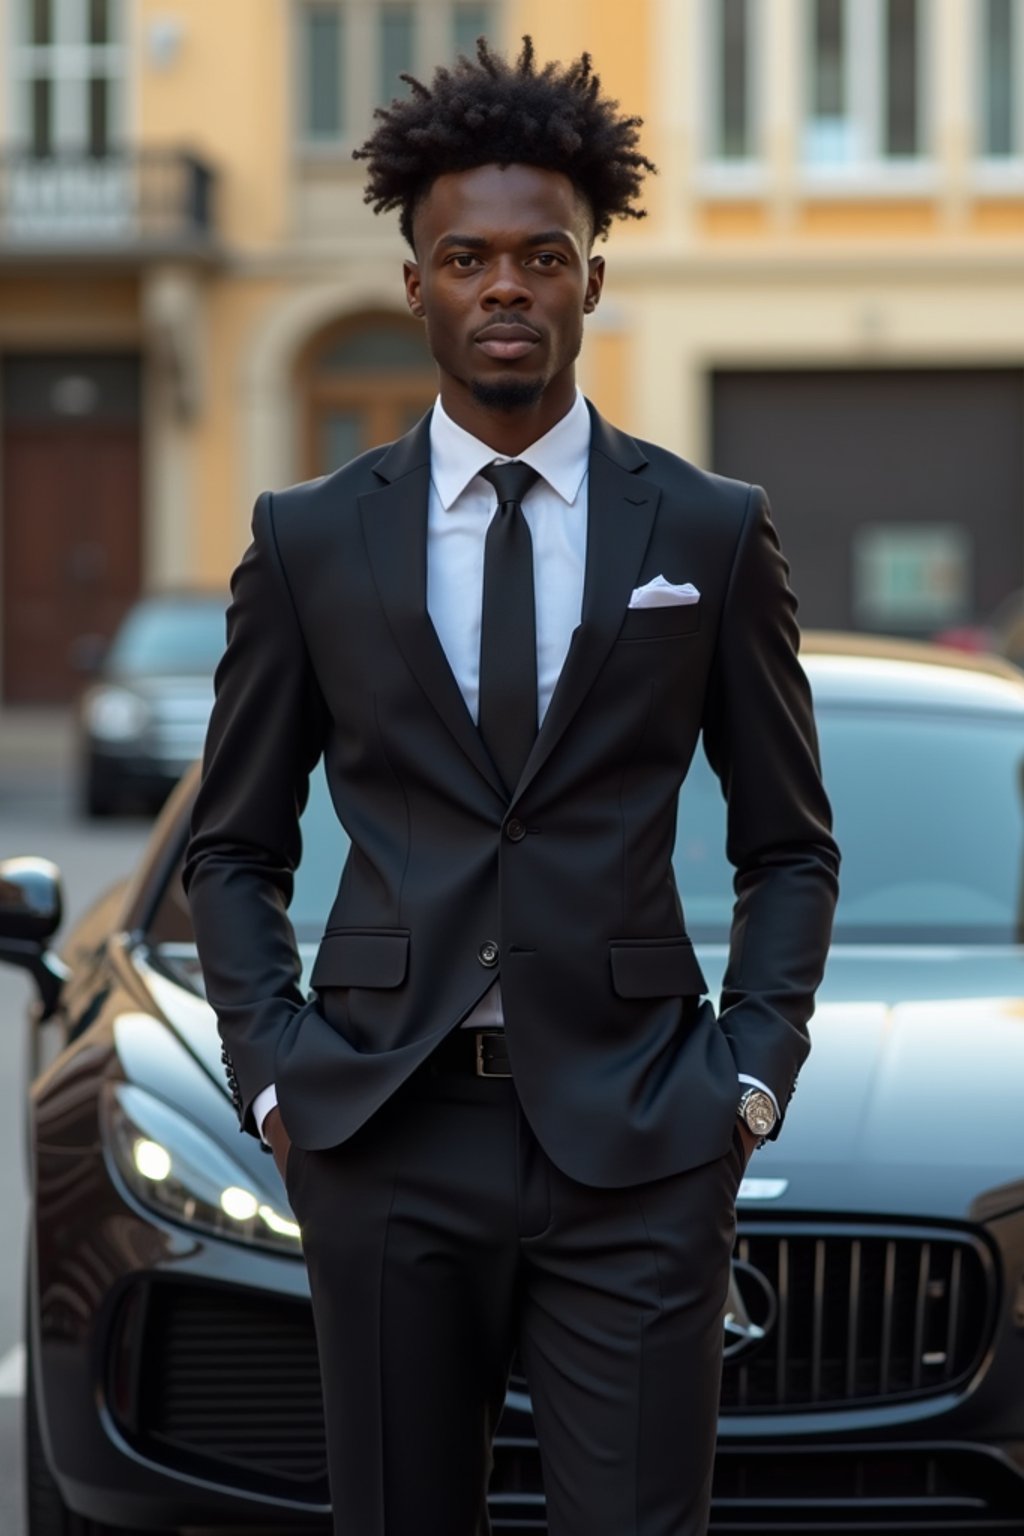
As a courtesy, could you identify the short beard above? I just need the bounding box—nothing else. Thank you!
[470,376,546,412]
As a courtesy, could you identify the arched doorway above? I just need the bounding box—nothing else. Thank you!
[298,312,437,477]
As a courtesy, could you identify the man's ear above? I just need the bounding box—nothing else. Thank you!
[583,254,605,315]
[404,260,425,319]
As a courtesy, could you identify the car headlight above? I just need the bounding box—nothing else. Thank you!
[100,1081,301,1256]
[85,686,150,742]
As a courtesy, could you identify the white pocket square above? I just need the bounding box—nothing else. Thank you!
[627,576,701,609]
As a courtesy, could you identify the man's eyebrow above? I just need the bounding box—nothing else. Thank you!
[436,234,490,251]
[435,230,575,252]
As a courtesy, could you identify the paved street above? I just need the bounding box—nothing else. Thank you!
[0,711,153,1535]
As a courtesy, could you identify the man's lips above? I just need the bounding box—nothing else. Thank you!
[474,325,541,361]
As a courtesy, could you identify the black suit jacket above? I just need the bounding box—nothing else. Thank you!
[184,404,839,1188]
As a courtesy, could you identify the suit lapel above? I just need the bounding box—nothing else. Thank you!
[510,409,659,809]
[359,405,659,808]
[359,414,507,800]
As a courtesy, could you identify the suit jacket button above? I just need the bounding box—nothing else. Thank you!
[505,818,526,842]
[478,940,499,967]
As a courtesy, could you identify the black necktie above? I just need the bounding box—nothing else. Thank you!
[478,460,541,795]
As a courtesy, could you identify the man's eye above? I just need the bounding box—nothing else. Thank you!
[532,253,562,268]
[451,254,480,269]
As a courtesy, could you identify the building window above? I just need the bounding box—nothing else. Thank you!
[454,3,492,59]
[806,0,849,162]
[297,0,499,148]
[708,0,757,161]
[11,0,125,158]
[29,0,53,45]
[304,6,344,140]
[803,0,926,167]
[884,0,919,156]
[980,0,1020,158]
[89,0,112,46]
[378,4,416,104]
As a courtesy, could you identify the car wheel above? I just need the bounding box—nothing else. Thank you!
[24,1295,116,1536]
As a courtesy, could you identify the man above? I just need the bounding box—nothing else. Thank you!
[185,37,839,1536]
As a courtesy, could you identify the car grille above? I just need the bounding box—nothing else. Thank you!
[117,1282,330,1504]
[720,1223,995,1412]
[708,1444,1024,1532]
[110,1221,1000,1519]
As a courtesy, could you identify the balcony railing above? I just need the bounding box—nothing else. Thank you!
[0,148,219,259]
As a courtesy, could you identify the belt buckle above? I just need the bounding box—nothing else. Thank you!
[475,1030,510,1079]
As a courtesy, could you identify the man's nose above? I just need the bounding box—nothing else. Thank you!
[481,258,532,308]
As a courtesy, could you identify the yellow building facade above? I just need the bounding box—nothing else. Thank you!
[2,0,1023,698]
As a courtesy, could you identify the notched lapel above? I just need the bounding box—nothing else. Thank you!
[359,453,506,801]
[360,406,659,810]
[511,439,659,808]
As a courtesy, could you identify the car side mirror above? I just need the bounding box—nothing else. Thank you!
[0,857,68,1018]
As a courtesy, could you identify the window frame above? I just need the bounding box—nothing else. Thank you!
[974,0,1024,185]
[294,0,501,157]
[800,0,936,192]
[697,0,768,197]
[299,1,345,144]
[7,0,127,157]
[705,0,761,166]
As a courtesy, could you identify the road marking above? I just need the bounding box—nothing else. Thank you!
[0,1343,25,1397]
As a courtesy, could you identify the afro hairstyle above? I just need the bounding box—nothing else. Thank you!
[353,35,656,248]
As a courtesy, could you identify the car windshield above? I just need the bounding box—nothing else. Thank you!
[108,599,226,676]
[280,703,1024,947]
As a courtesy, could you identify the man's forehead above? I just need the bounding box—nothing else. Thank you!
[415,164,591,241]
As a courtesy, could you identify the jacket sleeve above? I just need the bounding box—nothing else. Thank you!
[183,491,327,1136]
[700,485,840,1134]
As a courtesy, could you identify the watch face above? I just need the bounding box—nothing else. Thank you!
[743,1091,776,1136]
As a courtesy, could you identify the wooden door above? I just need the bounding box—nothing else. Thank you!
[2,422,141,702]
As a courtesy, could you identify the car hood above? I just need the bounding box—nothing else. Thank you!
[142,944,1024,1224]
[723,945,1024,1222]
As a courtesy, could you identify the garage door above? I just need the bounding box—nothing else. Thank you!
[711,369,1024,636]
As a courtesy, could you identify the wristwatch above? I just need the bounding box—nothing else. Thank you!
[737,1086,777,1144]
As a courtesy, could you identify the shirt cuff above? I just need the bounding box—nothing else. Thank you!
[252,1083,279,1144]
[737,1074,780,1119]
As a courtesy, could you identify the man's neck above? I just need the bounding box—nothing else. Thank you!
[438,375,578,457]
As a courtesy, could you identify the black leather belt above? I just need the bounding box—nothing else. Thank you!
[431,1028,511,1078]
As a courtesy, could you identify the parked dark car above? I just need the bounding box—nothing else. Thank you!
[6,634,1024,1534]
[76,591,225,817]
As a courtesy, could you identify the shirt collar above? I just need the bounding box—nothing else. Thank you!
[429,389,591,511]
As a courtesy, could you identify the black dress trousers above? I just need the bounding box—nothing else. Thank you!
[286,1049,744,1536]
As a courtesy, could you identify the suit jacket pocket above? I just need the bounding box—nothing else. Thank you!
[310,928,410,989]
[609,936,709,998]
[616,604,701,642]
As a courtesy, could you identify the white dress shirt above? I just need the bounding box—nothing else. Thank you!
[252,391,775,1139]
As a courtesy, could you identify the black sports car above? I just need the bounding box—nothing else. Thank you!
[4,634,1024,1534]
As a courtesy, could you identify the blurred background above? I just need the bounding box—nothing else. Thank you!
[0,0,1023,816]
